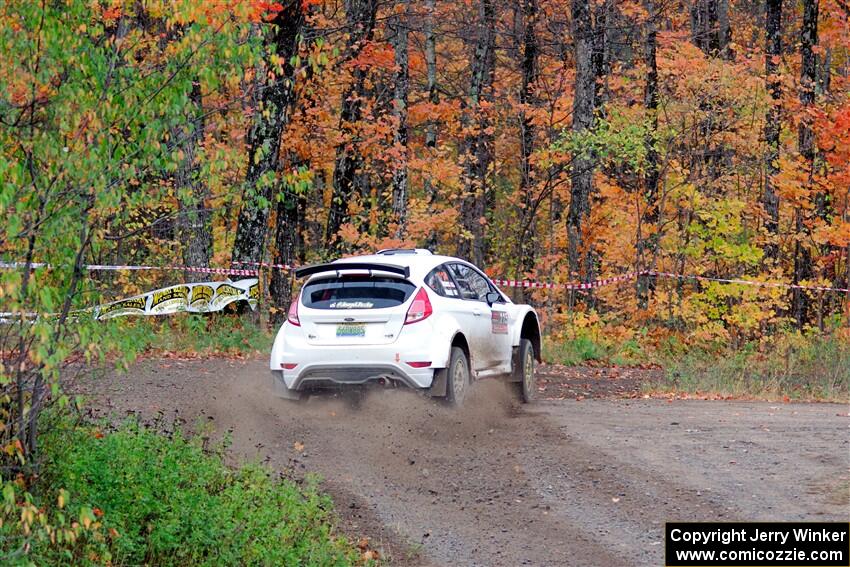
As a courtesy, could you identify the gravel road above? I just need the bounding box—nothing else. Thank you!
[76,357,849,566]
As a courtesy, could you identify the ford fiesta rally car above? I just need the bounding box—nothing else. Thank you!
[270,249,541,405]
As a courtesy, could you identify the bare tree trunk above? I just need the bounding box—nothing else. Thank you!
[516,0,538,293]
[690,0,731,57]
[458,0,496,266]
[567,0,596,280]
[793,0,818,327]
[423,0,439,249]
[231,3,302,266]
[269,191,302,327]
[763,0,782,262]
[325,0,378,253]
[176,80,212,281]
[637,0,660,308]
[390,0,410,238]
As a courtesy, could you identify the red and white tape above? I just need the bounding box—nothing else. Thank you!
[648,271,849,294]
[0,261,258,277]
[493,272,642,290]
[232,260,295,270]
[2,261,848,294]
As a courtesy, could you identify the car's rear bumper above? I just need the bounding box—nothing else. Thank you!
[270,322,445,392]
[272,361,432,394]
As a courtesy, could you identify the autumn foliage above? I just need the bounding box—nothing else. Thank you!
[2,0,850,354]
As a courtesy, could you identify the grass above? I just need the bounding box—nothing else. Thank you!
[102,312,274,360]
[1,416,361,566]
[543,335,648,366]
[658,332,850,401]
[544,329,849,402]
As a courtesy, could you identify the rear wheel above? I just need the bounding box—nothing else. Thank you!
[513,338,536,403]
[443,346,470,406]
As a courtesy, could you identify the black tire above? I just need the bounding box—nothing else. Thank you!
[443,346,470,406]
[513,338,536,403]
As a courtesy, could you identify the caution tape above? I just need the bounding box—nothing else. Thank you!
[0,261,258,277]
[648,271,850,294]
[3,261,848,294]
[231,260,295,270]
[495,271,848,294]
[493,272,642,290]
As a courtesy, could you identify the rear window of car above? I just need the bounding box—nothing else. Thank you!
[302,276,416,309]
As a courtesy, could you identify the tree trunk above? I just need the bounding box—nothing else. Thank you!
[762,0,782,262]
[231,3,302,266]
[516,0,538,291]
[269,192,302,327]
[424,0,439,249]
[325,0,378,253]
[637,0,660,308]
[176,80,212,281]
[567,0,597,280]
[390,0,410,238]
[458,0,496,266]
[793,0,818,327]
[690,0,731,57]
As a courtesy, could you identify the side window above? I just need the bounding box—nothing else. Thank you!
[447,263,490,302]
[425,266,459,297]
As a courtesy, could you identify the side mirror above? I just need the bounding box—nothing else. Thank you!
[485,291,501,306]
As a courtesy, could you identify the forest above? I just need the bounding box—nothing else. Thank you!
[3,0,849,328]
[0,0,848,562]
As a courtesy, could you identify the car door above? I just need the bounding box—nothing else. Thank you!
[446,263,505,370]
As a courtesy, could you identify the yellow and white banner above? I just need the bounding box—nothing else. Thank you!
[95,278,259,320]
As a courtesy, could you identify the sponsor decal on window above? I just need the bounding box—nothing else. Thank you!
[329,301,374,309]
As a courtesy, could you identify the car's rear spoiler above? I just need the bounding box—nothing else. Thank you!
[294,262,410,279]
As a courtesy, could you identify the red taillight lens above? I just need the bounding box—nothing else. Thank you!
[405,361,432,368]
[404,287,433,325]
[287,292,301,326]
[281,362,298,370]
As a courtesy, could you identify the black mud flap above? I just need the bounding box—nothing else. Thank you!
[429,367,448,397]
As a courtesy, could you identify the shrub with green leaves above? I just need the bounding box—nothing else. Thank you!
[1,420,357,566]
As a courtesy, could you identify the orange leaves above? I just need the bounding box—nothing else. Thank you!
[350,42,396,72]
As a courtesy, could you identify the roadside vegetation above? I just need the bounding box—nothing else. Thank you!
[543,319,849,402]
[1,0,848,563]
[1,414,361,566]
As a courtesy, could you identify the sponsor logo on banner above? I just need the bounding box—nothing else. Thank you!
[95,279,258,320]
[150,285,190,314]
[98,297,148,318]
[190,285,214,307]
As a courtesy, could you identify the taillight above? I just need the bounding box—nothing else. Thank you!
[404,287,433,325]
[287,292,301,326]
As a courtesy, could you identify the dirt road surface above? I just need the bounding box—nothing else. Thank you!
[75,358,849,567]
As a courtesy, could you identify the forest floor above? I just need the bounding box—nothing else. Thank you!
[72,358,849,567]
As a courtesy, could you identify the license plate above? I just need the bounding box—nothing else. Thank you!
[336,323,365,337]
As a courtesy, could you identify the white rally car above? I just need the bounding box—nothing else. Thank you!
[269,249,541,405]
